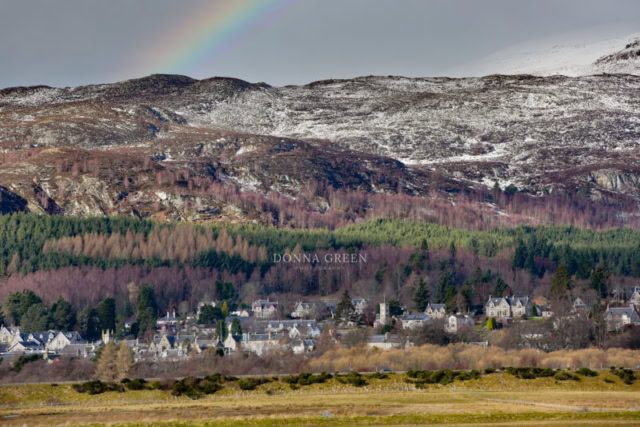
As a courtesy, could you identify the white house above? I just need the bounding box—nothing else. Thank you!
[351,298,368,315]
[398,313,431,330]
[445,314,475,333]
[425,303,446,319]
[605,306,640,331]
[252,299,279,319]
[572,297,587,313]
[7,340,44,354]
[291,339,316,354]
[157,310,180,327]
[47,331,85,352]
[264,320,321,338]
[485,296,532,319]
[0,326,18,344]
[291,301,315,319]
[242,332,283,355]
[223,334,242,354]
[510,297,532,318]
[366,333,404,350]
[629,286,640,308]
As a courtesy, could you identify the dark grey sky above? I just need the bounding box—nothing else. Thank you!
[1,0,639,88]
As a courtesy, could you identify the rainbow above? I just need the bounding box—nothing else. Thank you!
[125,0,296,78]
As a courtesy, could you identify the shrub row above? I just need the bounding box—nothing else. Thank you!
[283,372,332,387]
[238,377,272,391]
[171,376,224,399]
[553,371,581,381]
[407,369,481,387]
[505,367,556,379]
[72,380,124,395]
[336,372,367,387]
[610,367,636,385]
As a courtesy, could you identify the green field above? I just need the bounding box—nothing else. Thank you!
[2,372,640,426]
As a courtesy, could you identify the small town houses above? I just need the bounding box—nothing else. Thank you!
[3,288,640,361]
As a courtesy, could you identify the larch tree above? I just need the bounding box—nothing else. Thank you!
[116,341,134,380]
[95,342,118,381]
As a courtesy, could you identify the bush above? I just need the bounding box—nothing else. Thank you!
[483,368,496,374]
[205,373,223,383]
[611,368,635,385]
[77,380,108,395]
[125,378,146,390]
[285,372,332,387]
[506,367,555,380]
[576,368,598,377]
[11,354,42,373]
[344,372,367,387]
[172,380,188,396]
[554,371,580,381]
[604,378,615,384]
[368,372,389,380]
[199,380,222,395]
[238,377,271,391]
[185,389,203,400]
[158,379,175,391]
[409,369,484,387]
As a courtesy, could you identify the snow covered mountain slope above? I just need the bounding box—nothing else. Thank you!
[448,32,640,77]
[1,37,640,218]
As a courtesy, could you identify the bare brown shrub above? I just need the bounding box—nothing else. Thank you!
[306,345,640,372]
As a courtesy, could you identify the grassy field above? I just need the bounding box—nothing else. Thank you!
[1,372,640,426]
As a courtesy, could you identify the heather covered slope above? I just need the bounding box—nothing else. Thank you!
[2,73,640,201]
[1,38,640,228]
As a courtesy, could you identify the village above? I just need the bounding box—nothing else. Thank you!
[2,285,639,364]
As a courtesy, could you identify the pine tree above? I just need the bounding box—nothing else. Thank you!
[589,266,609,299]
[336,290,358,325]
[51,297,76,331]
[78,306,101,341]
[95,342,118,381]
[448,241,457,264]
[231,317,242,336]
[20,303,50,333]
[97,298,116,332]
[444,285,457,313]
[198,305,223,324]
[413,278,430,312]
[215,319,228,341]
[530,305,539,317]
[116,341,134,380]
[512,240,527,270]
[135,285,157,335]
[494,276,508,297]
[551,264,571,299]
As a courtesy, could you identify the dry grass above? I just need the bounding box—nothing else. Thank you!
[307,345,640,372]
[1,373,640,426]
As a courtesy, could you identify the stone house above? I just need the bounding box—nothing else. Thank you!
[425,303,446,319]
[605,306,640,331]
[445,314,474,333]
[252,299,279,319]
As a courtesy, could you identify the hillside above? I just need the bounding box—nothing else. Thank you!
[1,37,639,228]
